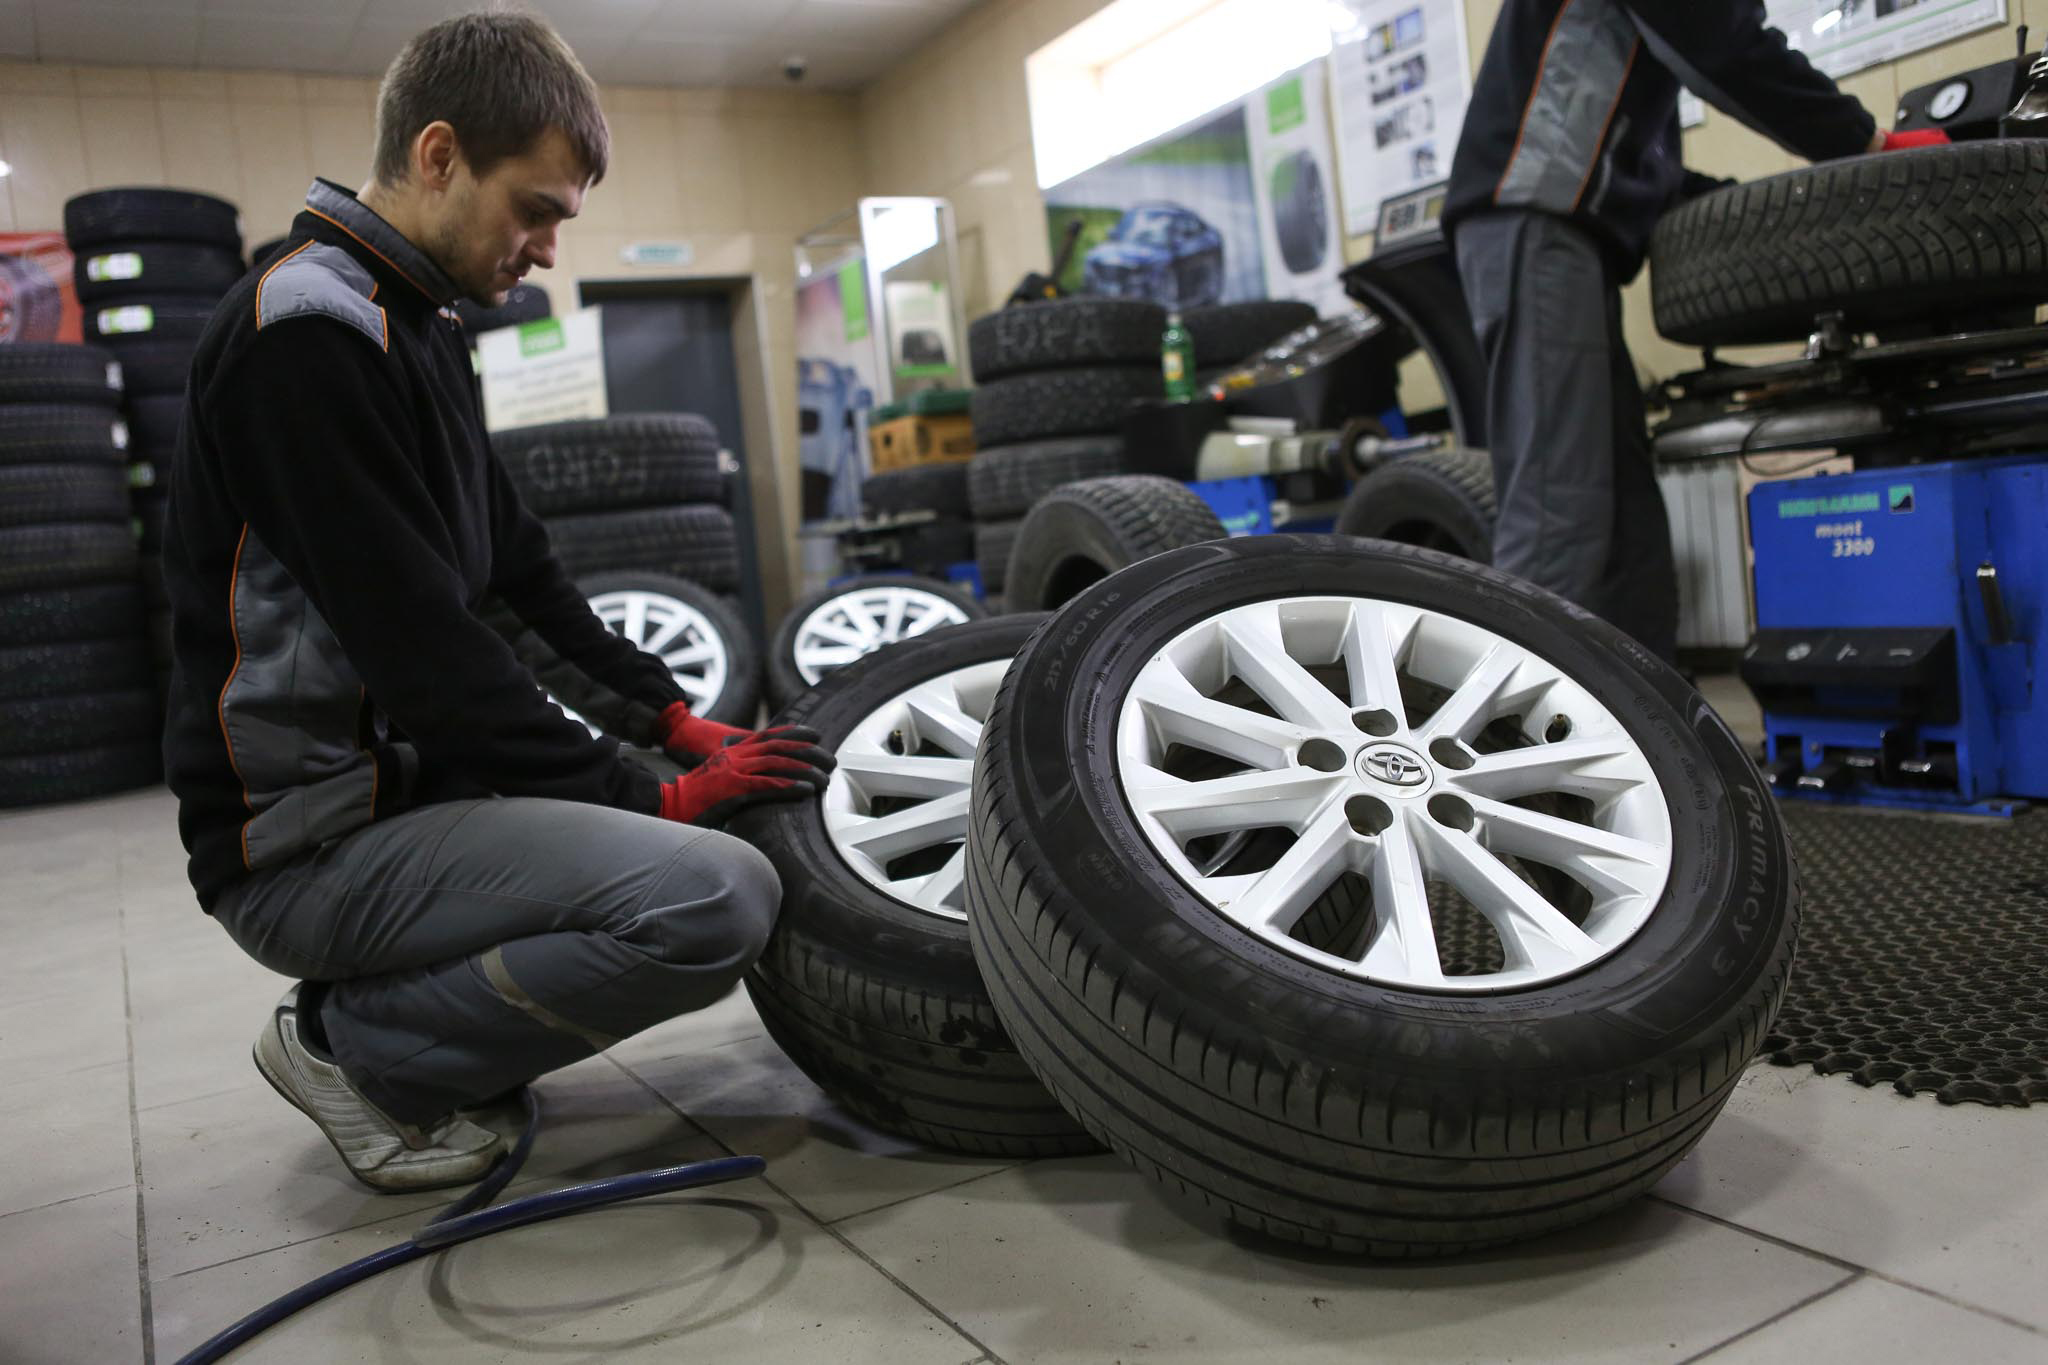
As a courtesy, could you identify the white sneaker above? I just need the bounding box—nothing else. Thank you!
[252,986,505,1193]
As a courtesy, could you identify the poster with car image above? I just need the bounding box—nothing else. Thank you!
[1043,105,1263,310]
[1042,59,1345,323]
[1329,0,1472,237]
[1245,67,1350,317]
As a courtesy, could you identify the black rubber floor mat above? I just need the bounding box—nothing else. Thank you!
[1765,801,2048,1106]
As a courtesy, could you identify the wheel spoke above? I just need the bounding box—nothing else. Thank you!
[1417,643,1519,744]
[839,596,883,641]
[640,615,689,656]
[1128,662,1305,770]
[900,845,967,913]
[1358,811,1443,984]
[1339,601,1410,713]
[1127,766,1344,841]
[1417,819,1603,975]
[901,682,983,758]
[879,591,908,643]
[901,604,961,638]
[803,616,871,650]
[675,675,715,706]
[622,594,649,650]
[836,749,974,800]
[1465,795,1667,899]
[1205,807,1355,934]
[1451,737,1642,802]
[661,642,717,670]
[1220,605,1356,731]
[829,789,970,863]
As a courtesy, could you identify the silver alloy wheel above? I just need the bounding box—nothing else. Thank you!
[792,584,972,688]
[821,657,1008,921]
[1114,596,1674,993]
[589,586,731,713]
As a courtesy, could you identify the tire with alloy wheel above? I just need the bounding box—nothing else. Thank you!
[485,570,759,741]
[1003,474,1227,612]
[767,574,986,713]
[1335,448,1496,564]
[967,533,1799,1255]
[732,613,1096,1154]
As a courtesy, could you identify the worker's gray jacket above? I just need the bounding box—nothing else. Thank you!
[161,180,680,912]
[1444,0,1876,277]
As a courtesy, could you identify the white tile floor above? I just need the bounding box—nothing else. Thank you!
[2,680,2042,1363]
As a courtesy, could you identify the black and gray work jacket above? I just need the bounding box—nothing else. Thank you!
[1444,0,1877,277]
[162,179,679,912]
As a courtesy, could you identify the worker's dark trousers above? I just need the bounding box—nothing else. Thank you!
[211,797,780,1124]
[1453,209,1679,663]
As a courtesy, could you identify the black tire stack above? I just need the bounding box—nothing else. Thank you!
[964,298,1166,599]
[0,344,161,807]
[492,413,743,594]
[65,187,246,695]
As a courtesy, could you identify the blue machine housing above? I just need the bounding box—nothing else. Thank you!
[1745,455,2045,814]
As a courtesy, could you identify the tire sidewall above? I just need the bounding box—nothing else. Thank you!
[988,534,1795,1084]
[737,614,1045,992]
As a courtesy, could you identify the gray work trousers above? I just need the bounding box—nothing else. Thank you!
[213,796,780,1124]
[1453,210,1679,663]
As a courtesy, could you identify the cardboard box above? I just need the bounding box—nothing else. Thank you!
[868,411,974,471]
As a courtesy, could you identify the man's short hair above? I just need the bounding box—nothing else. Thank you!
[373,9,609,187]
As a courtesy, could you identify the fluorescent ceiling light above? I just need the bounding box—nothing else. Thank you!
[865,201,940,273]
[1812,8,1843,34]
[0,160,11,178]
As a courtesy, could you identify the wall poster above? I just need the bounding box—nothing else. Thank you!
[1041,60,1347,323]
[1329,0,1473,238]
[1765,0,2006,79]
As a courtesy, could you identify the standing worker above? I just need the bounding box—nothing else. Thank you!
[160,12,834,1192]
[1444,1,1945,662]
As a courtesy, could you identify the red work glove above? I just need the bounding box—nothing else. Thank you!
[1880,129,1950,151]
[655,700,820,767]
[656,736,835,827]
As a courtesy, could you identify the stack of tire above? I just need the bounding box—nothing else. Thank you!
[964,298,1320,600]
[964,298,1165,601]
[65,187,246,696]
[0,343,161,806]
[486,414,759,731]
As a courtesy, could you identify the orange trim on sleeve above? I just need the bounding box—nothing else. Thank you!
[1494,0,1577,205]
[305,206,440,302]
[253,240,316,328]
[379,306,389,352]
[1570,38,1640,211]
[217,522,256,868]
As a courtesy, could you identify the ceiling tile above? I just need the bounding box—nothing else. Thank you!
[336,20,418,76]
[200,0,366,18]
[586,36,749,87]
[532,0,660,34]
[357,0,473,29]
[34,4,201,66]
[0,4,36,59]
[198,15,361,74]
[724,39,890,92]
[636,0,804,40]
[785,0,953,52]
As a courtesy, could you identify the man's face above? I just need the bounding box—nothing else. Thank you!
[426,128,588,307]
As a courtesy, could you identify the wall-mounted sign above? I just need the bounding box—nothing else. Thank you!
[619,241,695,268]
[478,308,608,433]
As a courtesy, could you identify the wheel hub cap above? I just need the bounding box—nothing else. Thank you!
[1357,743,1431,793]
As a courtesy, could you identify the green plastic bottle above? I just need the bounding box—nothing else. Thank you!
[1161,311,1196,402]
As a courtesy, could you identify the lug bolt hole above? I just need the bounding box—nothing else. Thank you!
[1428,794,1474,831]
[1352,707,1398,737]
[1346,794,1393,835]
[1428,737,1474,771]
[1298,738,1346,772]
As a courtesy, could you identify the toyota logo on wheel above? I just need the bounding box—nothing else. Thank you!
[1360,745,1429,788]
